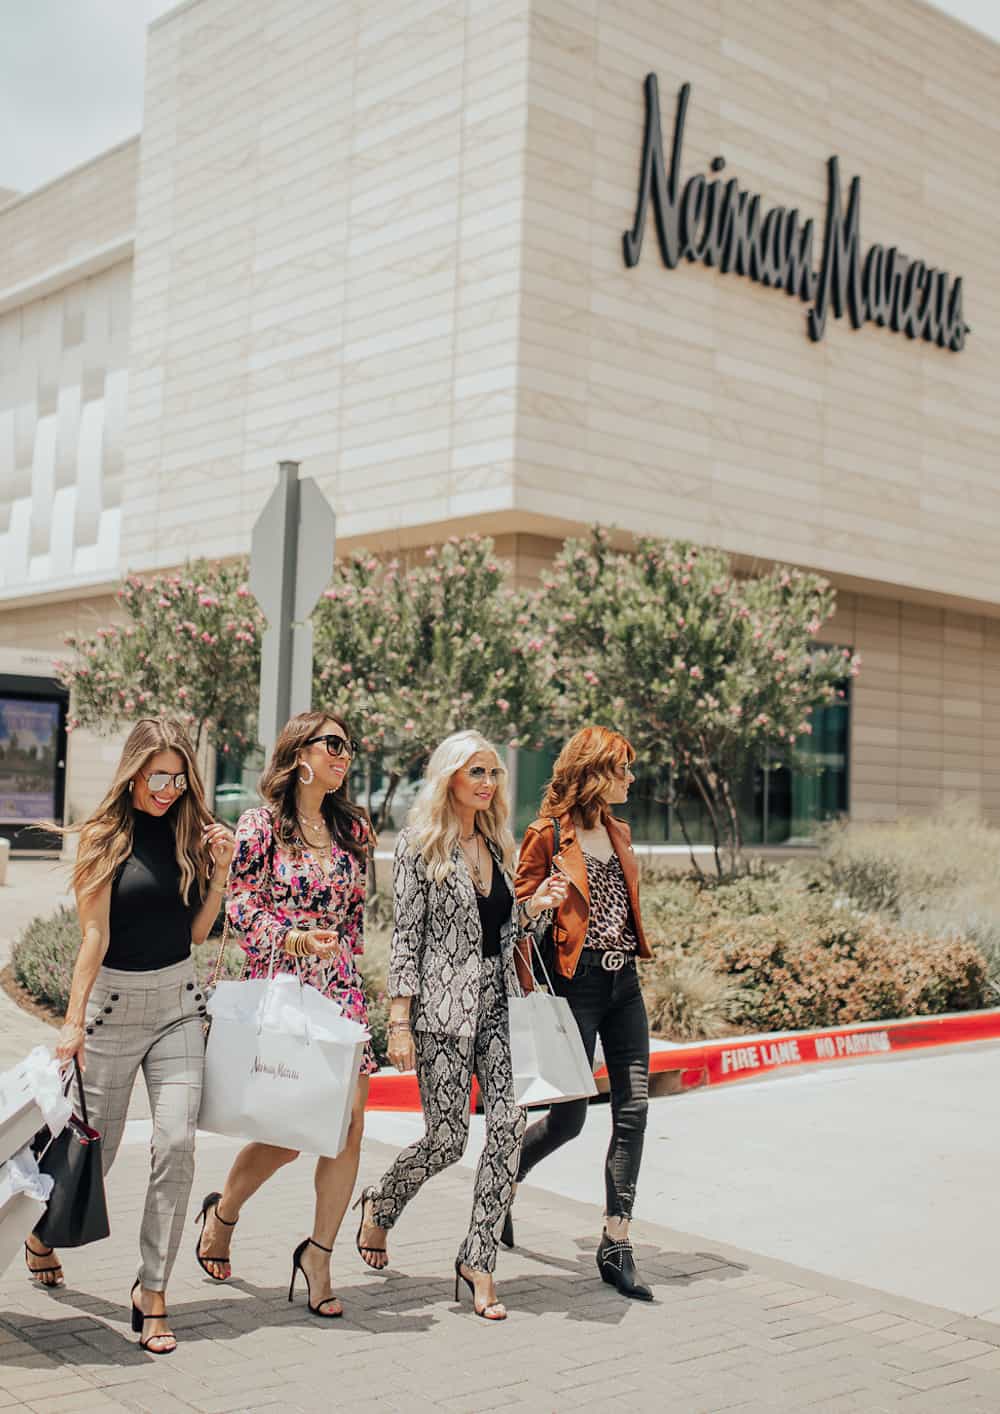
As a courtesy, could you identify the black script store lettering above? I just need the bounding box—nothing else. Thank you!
[624,75,969,352]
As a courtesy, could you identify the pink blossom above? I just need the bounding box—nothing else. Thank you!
[755,713,769,726]
[583,670,599,686]
[496,698,510,714]
[403,720,415,731]
[157,596,171,608]
[689,666,702,679]
[237,585,250,598]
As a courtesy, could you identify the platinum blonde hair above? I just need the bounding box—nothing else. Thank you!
[405,730,516,883]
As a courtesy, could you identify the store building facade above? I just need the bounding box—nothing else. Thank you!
[1,0,997,846]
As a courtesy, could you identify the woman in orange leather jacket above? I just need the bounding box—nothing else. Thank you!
[507,725,655,1301]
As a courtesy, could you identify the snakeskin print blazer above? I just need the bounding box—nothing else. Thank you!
[387,829,521,1037]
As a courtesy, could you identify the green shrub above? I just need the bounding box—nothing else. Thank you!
[12,905,80,1013]
[642,952,739,1040]
[641,863,990,1031]
[816,803,991,918]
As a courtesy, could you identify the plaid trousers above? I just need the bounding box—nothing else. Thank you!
[82,957,205,1289]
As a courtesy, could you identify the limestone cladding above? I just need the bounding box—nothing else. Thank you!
[120,0,999,612]
[517,0,999,606]
[0,139,137,292]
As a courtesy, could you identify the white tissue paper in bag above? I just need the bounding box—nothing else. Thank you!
[0,1146,50,1279]
[0,1047,71,1166]
[2,1146,54,1203]
[21,1048,72,1135]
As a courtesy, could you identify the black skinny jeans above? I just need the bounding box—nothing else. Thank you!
[516,953,649,1219]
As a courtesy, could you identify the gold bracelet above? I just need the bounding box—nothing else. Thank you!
[209,881,227,895]
[284,929,308,957]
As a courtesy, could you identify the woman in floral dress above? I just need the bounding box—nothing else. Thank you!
[194,709,375,1319]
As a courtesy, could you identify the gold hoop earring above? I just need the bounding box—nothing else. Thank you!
[298,761,315,786]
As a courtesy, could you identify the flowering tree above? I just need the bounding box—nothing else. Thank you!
[57,560,262,757]
[535,528,858,877]
[313,535,552,831]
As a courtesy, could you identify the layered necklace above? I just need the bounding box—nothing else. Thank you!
[297,805,334,875]
[461,829,488,895]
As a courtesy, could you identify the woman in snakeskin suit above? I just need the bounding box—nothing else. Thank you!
[353,730,566,1321]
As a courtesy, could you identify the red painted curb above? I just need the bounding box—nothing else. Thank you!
[365,1007,1000,1110]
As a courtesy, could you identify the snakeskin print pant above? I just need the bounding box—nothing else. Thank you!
[368,954,525,1273]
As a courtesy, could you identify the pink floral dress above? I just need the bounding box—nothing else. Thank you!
[226,805,377,1075]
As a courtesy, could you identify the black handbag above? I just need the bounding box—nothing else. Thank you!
[33,1059,110,1249]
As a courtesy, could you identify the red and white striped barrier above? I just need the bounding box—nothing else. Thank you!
[365,1007,1000,1111]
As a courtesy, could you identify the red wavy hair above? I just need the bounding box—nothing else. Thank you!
[539,726,635,829]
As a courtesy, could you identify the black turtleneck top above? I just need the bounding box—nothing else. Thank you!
[104,809,200,970]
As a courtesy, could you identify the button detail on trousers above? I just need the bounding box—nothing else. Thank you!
[186,982,194,991]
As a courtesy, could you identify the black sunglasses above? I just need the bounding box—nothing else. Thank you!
[304,733,358,760]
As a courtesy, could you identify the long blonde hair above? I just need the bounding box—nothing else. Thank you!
[69,718,213,903]
[405,730,516,883]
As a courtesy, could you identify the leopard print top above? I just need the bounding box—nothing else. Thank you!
[582,850,638,952]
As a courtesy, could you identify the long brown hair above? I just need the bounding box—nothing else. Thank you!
[69,717,213,903]
[540,725,635,829]
[260,709,369,861]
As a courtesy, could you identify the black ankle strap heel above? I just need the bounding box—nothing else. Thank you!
[289,1237,342,1318]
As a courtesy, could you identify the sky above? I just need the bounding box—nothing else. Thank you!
[0,0,998,196]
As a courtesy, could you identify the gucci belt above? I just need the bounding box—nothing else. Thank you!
[600,949,627,973]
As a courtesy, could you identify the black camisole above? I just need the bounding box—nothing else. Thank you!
[104,809,199,970]
[475,860,511,958]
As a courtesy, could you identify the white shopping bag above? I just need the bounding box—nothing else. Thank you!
[198,959,367,1159]
[0,1048,72,1166]
[0,1147,52,1278]
[508,944,597,1108]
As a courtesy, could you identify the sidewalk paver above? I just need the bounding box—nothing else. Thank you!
[1,1132,999,1412]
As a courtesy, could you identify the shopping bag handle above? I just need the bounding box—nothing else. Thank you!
[512,936,557,997]
[259,935,312,1045]
[55,1056,90,1128]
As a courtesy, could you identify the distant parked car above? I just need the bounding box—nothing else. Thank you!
[214,783,260,827]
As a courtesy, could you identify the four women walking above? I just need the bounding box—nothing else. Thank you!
[31,711,655,1344]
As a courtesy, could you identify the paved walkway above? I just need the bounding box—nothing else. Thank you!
[4,1130,1000,1413]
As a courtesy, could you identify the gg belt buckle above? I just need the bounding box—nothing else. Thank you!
[601,949,626,973]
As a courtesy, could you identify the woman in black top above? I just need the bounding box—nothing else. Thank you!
[25,718,234,1356]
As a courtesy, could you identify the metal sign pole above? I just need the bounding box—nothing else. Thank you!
[250,460,337,757]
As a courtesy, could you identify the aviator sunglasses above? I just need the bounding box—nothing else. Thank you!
[142,769,188,793]
[304,733,358,759]
[467,765,505,783]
